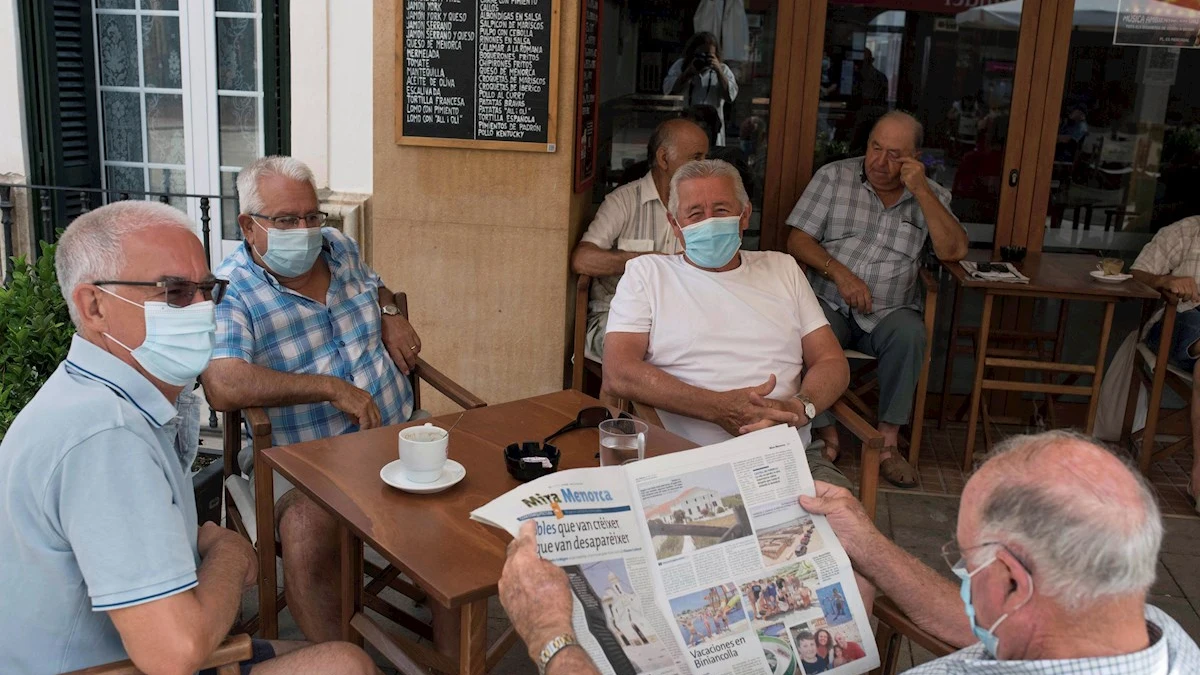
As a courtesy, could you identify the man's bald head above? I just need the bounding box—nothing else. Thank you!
[648,118,710,180]
[960,431,1162,610]
[869,111,924,152]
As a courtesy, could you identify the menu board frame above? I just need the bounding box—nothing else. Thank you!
[395,0,562,152]
[572,0,602,192]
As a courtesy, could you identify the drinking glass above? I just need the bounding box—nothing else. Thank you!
[598,418,648,466]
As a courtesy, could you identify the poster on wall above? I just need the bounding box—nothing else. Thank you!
[1114,0,1200,48]
[574,0,602,192]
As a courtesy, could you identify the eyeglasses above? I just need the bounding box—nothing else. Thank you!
[92,278,230,307]
[544,406,632,444]
[941,539,1031,576]
[249,211,329,229]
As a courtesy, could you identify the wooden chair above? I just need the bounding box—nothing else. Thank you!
[628,398,884,520]
[221,292,486,638]
[571,273,604,392]
[870,596,956,675]
[838,268,939,468]
[1123,297,1193,474]
[63,635,253,675]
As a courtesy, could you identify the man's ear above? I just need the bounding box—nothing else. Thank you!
[994,547,1034,612]
[656,146,671,172]
[739,203,752,233]
[74,284,108,335]
[667,212,685,247]
[237,214,256,242]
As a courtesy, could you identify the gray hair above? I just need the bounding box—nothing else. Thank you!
[235,155,317,215]
[976,430,1162,611]
[873,110,925,150]
[667,159,749,219]
[56,201,196,328]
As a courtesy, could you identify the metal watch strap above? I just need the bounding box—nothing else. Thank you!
[537,633,577,675]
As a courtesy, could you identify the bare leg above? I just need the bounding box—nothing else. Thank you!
[249,641,380,675]
[879,423,901,461]
[278,491,342,643]
[816,425,841,462]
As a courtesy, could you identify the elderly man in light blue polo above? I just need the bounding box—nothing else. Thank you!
[0,201,377,674]
[202,155,422,643]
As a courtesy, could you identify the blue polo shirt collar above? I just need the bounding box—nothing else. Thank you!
[62,335,177,428]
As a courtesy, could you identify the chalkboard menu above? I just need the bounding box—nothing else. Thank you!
[573,0,601,192]
[397,0,560,151]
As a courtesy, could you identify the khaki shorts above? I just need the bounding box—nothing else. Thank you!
[805,446,852,491]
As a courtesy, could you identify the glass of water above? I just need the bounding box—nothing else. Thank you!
[598,418,648,466]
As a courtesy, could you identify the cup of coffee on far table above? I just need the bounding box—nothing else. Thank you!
[399,423,449,483]
[1097,258,1124,276]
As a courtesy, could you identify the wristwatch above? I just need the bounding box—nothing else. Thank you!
[536,633,578,674]
[381,303,400,316]
[792,393,817,421]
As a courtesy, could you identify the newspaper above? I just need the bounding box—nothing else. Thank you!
[959,260,1030,284]
[471,425,880,675]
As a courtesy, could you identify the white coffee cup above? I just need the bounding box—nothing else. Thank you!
[398,423,449,484]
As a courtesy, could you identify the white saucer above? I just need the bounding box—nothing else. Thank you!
[1090,270,1132,284]
[380,459,466,494]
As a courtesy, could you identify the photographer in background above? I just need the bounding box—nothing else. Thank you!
[663,32,738,146]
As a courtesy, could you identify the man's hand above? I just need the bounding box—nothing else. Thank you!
[197,521,257,587]
[715,375,800,436]
[382,313,422,376]
[1161,275,1199,303]
[500,522,575,662]
[833,267,873,314]
[329,378,383,430]
[798,482,882,562]
[894,157,931,197]
[738,393,809,434]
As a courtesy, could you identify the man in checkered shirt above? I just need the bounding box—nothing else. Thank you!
[204,156,422,643]
[800,430,1200,673]
[787,111,968,488]
[1130,215,1200,512]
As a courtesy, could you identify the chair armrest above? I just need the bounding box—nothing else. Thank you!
[829,398,881,445]
[573,275,593,391]
[630,400,663,427]
[414,357,487,409]
[920,267,939,300]
[62,634,254,674]
[872,596,956,658]
[828,398,882,520]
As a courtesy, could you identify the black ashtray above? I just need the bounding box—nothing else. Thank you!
[504,441,561,482]
[1000,246,1027,263]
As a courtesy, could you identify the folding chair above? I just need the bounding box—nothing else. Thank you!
[627,398,884,520]
[870,596,956,675]
[1123,298,1193,474]
[571,273,604,392]
[221,292,486,638]
[63,635,253,675]
[838,268,939,467]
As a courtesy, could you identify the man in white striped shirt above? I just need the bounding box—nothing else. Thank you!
[572,118,709,358]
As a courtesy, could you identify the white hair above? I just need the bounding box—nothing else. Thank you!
[667,159,749,220]
[235,155,317,215]
[976,430,1162,611]
[56,201,197,329]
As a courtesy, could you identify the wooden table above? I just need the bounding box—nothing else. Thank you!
[946,251,1161,470]
[261,389,695,675]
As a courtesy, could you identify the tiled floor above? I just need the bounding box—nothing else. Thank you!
[834,422,1198,518]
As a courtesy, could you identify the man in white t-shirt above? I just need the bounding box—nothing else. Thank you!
[602,159,852,488]
[572,118,709,359]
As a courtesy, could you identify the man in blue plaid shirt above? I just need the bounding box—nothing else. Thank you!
[787,111,968,488]
[204,156,421,643]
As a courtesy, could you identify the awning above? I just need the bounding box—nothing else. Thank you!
[957,0,1200,32]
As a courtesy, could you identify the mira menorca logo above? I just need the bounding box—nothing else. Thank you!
[520,488,614,509]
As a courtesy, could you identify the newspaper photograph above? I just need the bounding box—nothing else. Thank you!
[470,424,880,675]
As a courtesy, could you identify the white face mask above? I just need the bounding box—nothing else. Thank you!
[99,288,216,386]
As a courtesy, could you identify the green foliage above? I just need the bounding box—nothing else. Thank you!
[0,242,74,439]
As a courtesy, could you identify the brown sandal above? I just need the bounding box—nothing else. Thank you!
[879,451,917,488]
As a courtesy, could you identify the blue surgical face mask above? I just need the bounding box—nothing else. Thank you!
[100,289,216,386]
[680,215,742,269]
[254,220,323,277]
[952,554,1030,659]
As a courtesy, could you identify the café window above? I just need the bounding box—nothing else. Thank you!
[1042,0,1200,259]
[594,0,779,250]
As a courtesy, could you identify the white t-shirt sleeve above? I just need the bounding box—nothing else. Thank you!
[792,262,830,338]
[579,189,633,249]
[721,63,739,101]
[606,258,653,334]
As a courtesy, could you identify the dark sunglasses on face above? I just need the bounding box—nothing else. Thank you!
[544,406,632,443]
[92,278,230,308]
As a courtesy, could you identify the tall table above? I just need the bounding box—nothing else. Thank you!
[946,251,1160,470]
[261,389,695,675]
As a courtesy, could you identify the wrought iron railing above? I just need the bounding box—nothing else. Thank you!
[0,183,237,284]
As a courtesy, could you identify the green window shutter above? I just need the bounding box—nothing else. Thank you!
[263,0,290,156]
[18,0,103,243]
